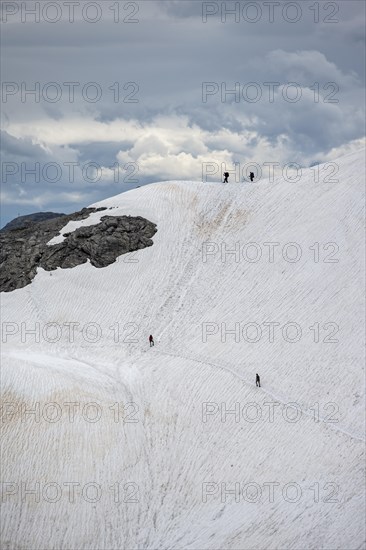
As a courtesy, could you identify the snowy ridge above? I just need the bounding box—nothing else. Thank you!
[1,149,365,550]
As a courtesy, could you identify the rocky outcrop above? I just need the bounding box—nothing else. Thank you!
[0,207,157,292]
[1,212,66,233]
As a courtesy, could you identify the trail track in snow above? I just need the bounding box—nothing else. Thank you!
[150,347,366,443]
[1,150,365,550]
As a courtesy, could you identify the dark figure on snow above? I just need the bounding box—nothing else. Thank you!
[223,172,229,183]
[149,334,154,347]
[249,172,255,182]
[256,373,261,387]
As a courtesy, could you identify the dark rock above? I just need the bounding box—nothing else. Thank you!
[0,207,157,292]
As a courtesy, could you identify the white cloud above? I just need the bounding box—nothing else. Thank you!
[2,0,365,226]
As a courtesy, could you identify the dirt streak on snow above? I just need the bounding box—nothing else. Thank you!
[1,149,365,550]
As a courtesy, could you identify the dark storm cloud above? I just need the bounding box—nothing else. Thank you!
[1,0,365,226]
[1,130,47,159]
[76,141,134,166]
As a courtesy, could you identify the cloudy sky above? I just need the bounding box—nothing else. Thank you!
[1,0,365,226]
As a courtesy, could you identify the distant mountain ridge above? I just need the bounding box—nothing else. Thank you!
[0,212,66,233]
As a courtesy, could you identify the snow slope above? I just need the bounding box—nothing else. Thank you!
[1,149,365,550]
